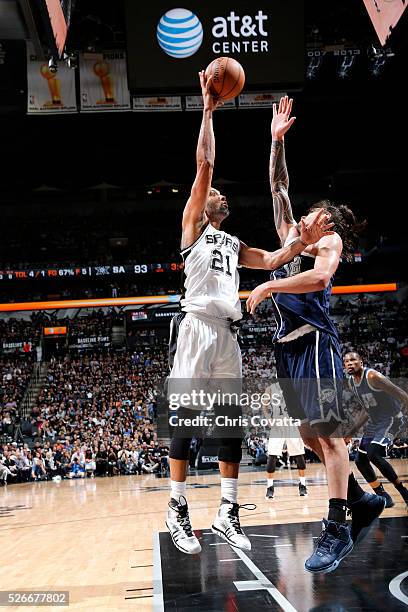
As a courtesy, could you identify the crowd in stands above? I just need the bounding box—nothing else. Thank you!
[1,355,35,438]
[0,198,374,304]
[0,311,116,346]
[241,295,408,377]
[0,438,170,486]
[1,349,170,485]
[1,293,407,486]
[0,318,42,344]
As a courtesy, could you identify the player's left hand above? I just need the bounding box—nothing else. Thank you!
[246,282,272,315]
[300,208,335,245]
[271,95,296,140]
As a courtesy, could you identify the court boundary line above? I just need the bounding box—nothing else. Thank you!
[153,531,165,612]
[233,546,298,612]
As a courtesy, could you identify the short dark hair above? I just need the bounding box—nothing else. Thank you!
[344,351,362,361]
[310,200,366,263]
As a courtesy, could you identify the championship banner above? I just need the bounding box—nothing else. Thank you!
[238,92,286,109]
[79,51,131,112]
[27,52,77,114]
[185,95,235,111]
[132,96,182,112]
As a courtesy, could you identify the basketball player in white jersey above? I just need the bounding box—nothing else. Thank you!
[264,381,308,499]
[165,72,334,555]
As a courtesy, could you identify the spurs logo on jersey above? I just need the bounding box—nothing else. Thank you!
[180,223,242,321]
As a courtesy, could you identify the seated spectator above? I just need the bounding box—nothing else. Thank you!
[85,448,96,478]
[68,457,85,479]
[107,447,118,476]
[31,451,47,481]
[96,444,108,476]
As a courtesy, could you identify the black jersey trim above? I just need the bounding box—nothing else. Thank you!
[180,223,210,259]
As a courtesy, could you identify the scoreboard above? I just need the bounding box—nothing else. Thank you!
[0,262,184,281]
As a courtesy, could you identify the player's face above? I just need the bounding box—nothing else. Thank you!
[343,353,363,375]
[206,188,229,222]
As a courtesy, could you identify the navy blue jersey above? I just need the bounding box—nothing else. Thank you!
[348,368,401,424]
[270,253,338,341]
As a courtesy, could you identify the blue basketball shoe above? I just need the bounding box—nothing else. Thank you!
[305,519,353,574]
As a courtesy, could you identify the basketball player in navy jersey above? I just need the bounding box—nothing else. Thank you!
[344,351,408,508]
[166,76,334,555]
[246,96,385,573]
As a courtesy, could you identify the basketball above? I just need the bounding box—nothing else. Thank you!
[205,57,245,100]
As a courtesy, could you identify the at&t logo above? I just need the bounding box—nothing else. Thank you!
[157,8,269,58]
[157,8,203,59]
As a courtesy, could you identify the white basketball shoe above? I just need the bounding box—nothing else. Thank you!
[212,498,255,550]
[166,496,202,555]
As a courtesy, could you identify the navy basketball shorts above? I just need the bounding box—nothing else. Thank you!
[358,436,390,453]
[359,415,396,452]
[274,330,345,427]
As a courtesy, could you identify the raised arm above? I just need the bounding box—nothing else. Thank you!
[181,71,221,250]
[246,233,342,314]
[270,96,297,246]
[239,208,334,270]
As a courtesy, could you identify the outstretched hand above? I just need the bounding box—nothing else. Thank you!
[246,282,271,315]
[271,95,296,140]
[300,208,335,246]
[199,70,223,111]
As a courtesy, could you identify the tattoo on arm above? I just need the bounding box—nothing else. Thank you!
[270,140,295,236]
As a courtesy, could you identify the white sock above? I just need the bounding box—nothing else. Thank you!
[170,480,187,503]
[267,478,274,487]
[221,477,238,503]
[299,477,306,486]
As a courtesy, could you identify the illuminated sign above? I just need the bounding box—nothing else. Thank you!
[125,0,304,92]
[44,326,67,335]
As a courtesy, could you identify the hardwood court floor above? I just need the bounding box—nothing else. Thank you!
[0,461,407,612]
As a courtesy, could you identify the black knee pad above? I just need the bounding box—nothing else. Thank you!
[293,454,306,470]
[367,443,386,461]
[355,450,377,482]
[266,455,277,473]
[218,438,242,463]
[169,437,191,460]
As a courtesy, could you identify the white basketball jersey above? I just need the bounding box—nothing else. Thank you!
[180,223,242,321]
[265,382,289,420]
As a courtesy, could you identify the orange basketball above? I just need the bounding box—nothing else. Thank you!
[205,57,245,101]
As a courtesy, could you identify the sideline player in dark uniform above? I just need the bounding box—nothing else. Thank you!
[344,351,408,508]
[246,96,385,574]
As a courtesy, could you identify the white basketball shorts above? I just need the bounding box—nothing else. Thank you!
[267,435,305,457]
[170,312,241,379]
